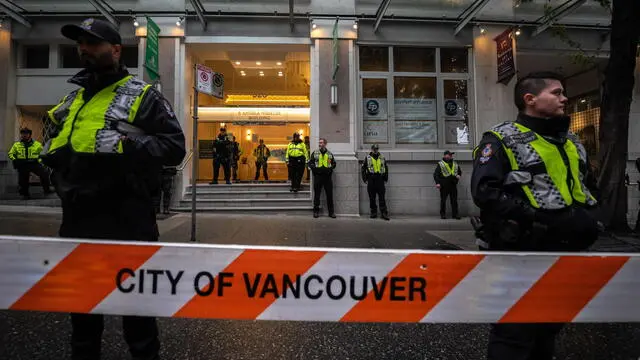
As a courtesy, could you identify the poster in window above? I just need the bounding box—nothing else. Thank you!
[395,121,437,144]
[363,121,388,143]
[363,98,388,120]
[394,98,437,120]
[445,121,468,144]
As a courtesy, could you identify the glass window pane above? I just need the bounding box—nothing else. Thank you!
[60,45,83,68]
[362,78,388,144]
[121,45,139,68]
[359,46,389,72]
[394,77,437,144]
[440,48,469,73]
[443,80,469,144]
[23,45,49,69]
[393,47,435,72]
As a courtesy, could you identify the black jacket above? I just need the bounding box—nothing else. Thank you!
[44,67,186,241]
[214,134,231,159]
[471,114,599,251]
[434,159,461,186]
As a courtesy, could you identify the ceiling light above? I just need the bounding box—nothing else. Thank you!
[580,99,586,103]
[353,23,358,30]
[515,28,521,36]
[259,73,264,77]
[256,61,262,65]
[277,62,282,66]
[278,73,283,77]
[133,18,139,27]
[176,17,183,26]
[312,23,317,29]
[479,26,486,35]
[235,61,241,65]
[241,73,246,76]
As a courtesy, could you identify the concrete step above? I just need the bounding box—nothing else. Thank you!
[184,190,311,200]
[179,198,311,208]
[171,206,315,214]
[188,183,310,192]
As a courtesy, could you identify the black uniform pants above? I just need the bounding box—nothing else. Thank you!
[231,160,239,181]
[17,162,51,196]
[313,173,334,214]
[488,323,564,360]
[288,156,305,190]
[153,173,174,211]
[71,313,160,360]
[255,161,269,180]
[367,176,387,215]
[439,184,458,217]
[213,157,230,183]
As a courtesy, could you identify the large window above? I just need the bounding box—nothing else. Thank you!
[359,46,471,148]
[21,45,49,69]
[59,44,138,69]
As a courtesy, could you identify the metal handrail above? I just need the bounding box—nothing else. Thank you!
[177,150,193,172]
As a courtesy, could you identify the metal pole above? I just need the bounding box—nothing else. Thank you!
[191,65,199,242]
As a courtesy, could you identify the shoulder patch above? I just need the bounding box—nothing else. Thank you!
[479,144,493,164]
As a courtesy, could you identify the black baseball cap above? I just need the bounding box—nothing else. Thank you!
[444,150,455,155]
[61,18,122,45]
[371,144,379,150]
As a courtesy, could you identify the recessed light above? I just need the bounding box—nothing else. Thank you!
[278,73,283,77]
[353,23,358,30]
[277,62,282,66]
[256,61,262,65]
[259,73,264,77]
[235,61,241,65]
[312,23,317,29]
[241,73,246,76]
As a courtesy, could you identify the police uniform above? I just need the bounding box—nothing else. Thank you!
[8,136,52,197]
[433,153,461,219]
[286,135,308,192]
[43,18,186,360]
[361,146,389,220]
[253,144,270,180]
[212,132,232,184]
[231,140,241,182]
[309,148,337,217]
[471,114,599,360]
[153,166,177,214]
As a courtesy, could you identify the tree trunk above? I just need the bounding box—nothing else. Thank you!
[597,0,640,232]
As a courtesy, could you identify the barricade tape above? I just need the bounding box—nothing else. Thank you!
[1,235,639,323]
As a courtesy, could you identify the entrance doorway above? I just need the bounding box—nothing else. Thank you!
[189,43,311,183]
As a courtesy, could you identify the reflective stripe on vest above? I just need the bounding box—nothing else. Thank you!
[314,151,333,168]
[367,155,386,174]
[9,141,43,160]
[46,76,150,155]
[438,160,458,177]
[287,143,306,158]
[489,122,597,210]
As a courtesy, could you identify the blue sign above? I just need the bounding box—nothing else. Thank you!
[366,100,380,116]
[444,100,458,116]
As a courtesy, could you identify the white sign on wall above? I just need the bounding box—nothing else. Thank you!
[196,64,214,95]
[396,120,437,144]
[363,121,388,143]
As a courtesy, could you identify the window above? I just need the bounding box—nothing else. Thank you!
[121,45,139,68]
[359,46,471,148]
[21,45,49,69]
[60,45,83,68]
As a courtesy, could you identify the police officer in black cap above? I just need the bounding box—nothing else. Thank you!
[43,18,185,360]
[361,144,389,220]
[434,150,461,219]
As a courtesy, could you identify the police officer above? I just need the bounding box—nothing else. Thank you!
[434,150,461,219]
[471,72,599,360]
[304,135,311,181]
[8,128,53,199]
[253,139,270,181]
[42,18,185,360]
[230,135,242,182]
[309,138,336,218]
[212,127,232,184]
[362,144,389,220]
[154,165,177,215]
[286,132,308,192]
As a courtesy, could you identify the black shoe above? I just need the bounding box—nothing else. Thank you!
[293,189,299,193]
[441,215,446,219]
[290,188,294,192]
[329,213,337,218]
[370,213,377,219]
[21,195,31,200]
[382,213,390,221]
[211,181,218,185]
[313,211,319,218]
[454,216,461,220]
[226,181,232,185]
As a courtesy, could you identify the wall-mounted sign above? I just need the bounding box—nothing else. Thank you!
[495,29,516,85]
[395,98,437,121]
[396,120,437,144]
[363,121,388,143]
[198,107,310,122]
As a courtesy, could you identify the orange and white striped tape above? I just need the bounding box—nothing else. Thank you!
[1,235,638,323]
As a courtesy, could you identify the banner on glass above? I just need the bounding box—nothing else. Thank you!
[395,98,437,120]
[395,121,437,144]
[363,121,388,143]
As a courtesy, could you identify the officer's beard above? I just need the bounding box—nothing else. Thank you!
[80,52,118,74]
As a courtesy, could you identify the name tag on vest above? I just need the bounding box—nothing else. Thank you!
[503,131,536,147]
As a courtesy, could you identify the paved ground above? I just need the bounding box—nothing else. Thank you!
[1,207,640,360]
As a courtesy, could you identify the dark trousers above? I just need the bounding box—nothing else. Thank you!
[153,173,174,212]
[313,173,334,214]
[231,160,239,181]
[71,313,160,360]
[213,158,230,183]
[17,162,51,196]
[255,161,269,180]
[367,176,387,215]
[488,323,564,360]
[439,184,458,217]
[288,156,305,190]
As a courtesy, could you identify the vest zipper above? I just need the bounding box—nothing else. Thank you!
[555,144,574,194]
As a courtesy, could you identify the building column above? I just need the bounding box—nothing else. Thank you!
[0,21,18,193]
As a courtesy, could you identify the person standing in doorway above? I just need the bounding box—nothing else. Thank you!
[434,150,461,219]
[309,138,336,218]
[211,127,231,185]
[362,144,389,220]
[231,135,241,182]
[42,18,186,360]
[253,139,270,181]
[286,132,308,192]
[304,135,311,181]
[153,165,177,215]
[8,128,53,199]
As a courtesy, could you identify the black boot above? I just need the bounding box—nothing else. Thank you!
[329,213,337,218]
[313,210,319,218]
[370,212,377,219]
[382,212,390,221]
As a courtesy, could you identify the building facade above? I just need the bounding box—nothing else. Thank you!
[1,0,639,221]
